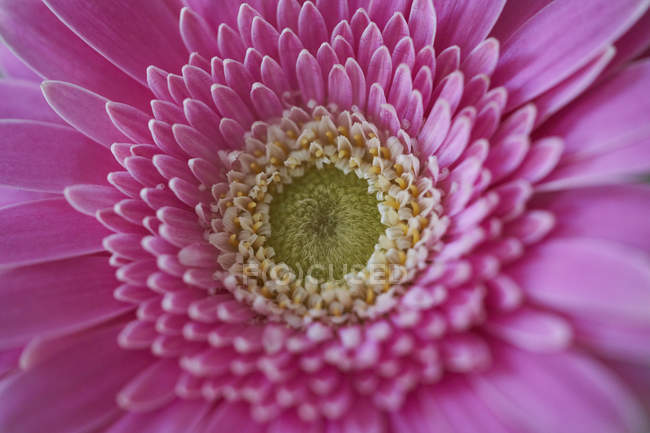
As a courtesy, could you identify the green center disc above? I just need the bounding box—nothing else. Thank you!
[267,166,386,280]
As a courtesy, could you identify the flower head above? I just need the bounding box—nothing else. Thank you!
[1,1,650,432]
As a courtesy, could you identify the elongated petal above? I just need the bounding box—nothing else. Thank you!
[0,120,117,192]
[0,198,109,267]
[43,0,187,85]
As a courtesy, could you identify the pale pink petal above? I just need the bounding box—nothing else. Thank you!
[486,307,572,352]
[106,400,211,433]
[0,80,64,124]
[0,43,40,82]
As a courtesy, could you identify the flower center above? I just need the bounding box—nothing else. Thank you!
[210,105,446,326]
[268,166,385,280]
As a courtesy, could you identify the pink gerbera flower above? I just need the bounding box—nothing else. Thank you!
[1,0,649,432]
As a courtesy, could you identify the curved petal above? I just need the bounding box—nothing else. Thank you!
[42,0,188,84]
[105,399,211,433]
[493,0,649,110]
[540,60,650,157]
[509,237,650,322]
[535,184,650,251]
[471,346,647,433]
[0,80,64,123]
[0,43,40,82]
[434,0,506,58]
[0,255,132,349]
[0,120,117,192]
[0,0,150,108]
[0,198,110,267]
[0,324,153,433]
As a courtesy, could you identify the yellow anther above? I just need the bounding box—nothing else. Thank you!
[338,149,349,159]
[419,217,429,227]
[386,197,400,210]
[409,184,419,196]
[233,216,241,226]
[236,191,244,197]
[393,163,404,175]
[352,134,364,147]
[220,193,227,199]
[253,150,263,157]
[398,250,407,265]
[270,157,280,165]
[314,149,324,158]
[285,130,296,139]
[370,166,381,175]
[229,233,238,247]
[226,201,233,207]
[380,147,391,159]
[400,222,409,235]
[247,201,257,211]
[395,177,407,189]
[261,286,271,298]
[411,228,420,245]
[369,147,379,156]
[337,126,348,136]
[368,132,376,139]
[250,162,262,173]
[411,200,420,216]
[252,221,263,232]
[366,288,376,304]
[300,138,310,148]
[325,130,335,142]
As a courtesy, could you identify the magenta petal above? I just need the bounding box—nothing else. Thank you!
[41,81,130,147]
[490,0,552,42]
[0,198,109,267]
[510,237,650,322]
[0,43,40,82]
[0,0,150,108]
[43,0,188,85]
[296,49,325,104]
[117,359,180,412]
[607,10,650,74]
[435,0,505,58]
[106,400,210,433]
[493,0,649,110]
[179,7,220,58]
[0,324,152,433]
[0,120,117,192]
[486,307,572,352]
[408,0,436,51]
[541,60,650,157]
[472,346,646,433]
[537,184,650,251]
[0,80,64,124]
[0,256,131,349]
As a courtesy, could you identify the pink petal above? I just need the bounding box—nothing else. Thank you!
[0,0,149,108]
[0,324,152,433]
[486,307,572,352]
[472,346,646,433]
[532,47,615,127]
[0,43,40,82]
[606,10,650,75]
[537,184,650,251]
[296,49,325,104]
[43,0,187,85]
[408,0,436,51]
[540,60,650,157]
[0,120,117,192]
[298,1,328,53]
[435,0,506,58]
[184,0,239,29]
[106,400,211,433]
[417,99,451,157]
[41,81,129,147]
[117,359,180,412]
[493,0,649,110]
[510,237,650,322]
[179,7,219,58]
[490,0,552,42]
[0,80,64,124]
[0,256,131,349]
